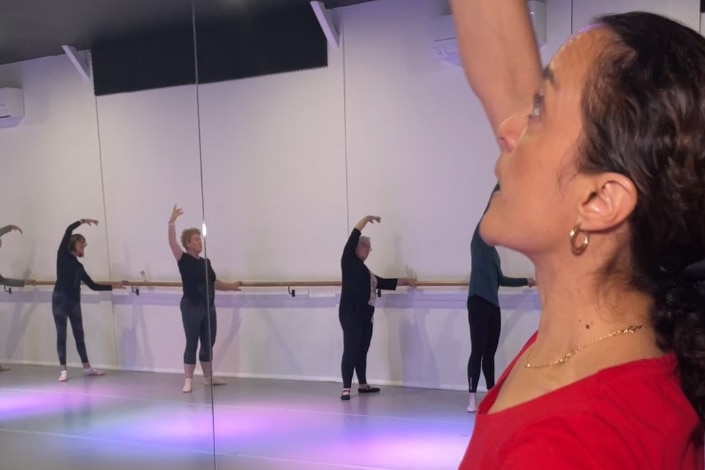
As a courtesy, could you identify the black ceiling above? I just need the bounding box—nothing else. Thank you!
[0,0,372,66]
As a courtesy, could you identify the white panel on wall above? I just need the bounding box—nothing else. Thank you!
[343,0,500,281]
[0,55,109,280]
[196,51,347,281]
[97,85,203,282]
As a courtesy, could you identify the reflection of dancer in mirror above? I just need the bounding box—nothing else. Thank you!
[338,215,416,400]
[452,0,705,467]
[168,205,241,393]
[466,185,534,412]
[0,224,36,372]
[53,219,125,382]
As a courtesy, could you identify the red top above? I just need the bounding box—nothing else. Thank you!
[459,334,704,469]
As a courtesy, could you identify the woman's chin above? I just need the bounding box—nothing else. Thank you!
[479,220,501,246]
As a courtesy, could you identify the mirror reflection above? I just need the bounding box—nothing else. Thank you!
[0,0,216,469]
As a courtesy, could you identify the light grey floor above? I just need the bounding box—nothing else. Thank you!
[0,365,476,470]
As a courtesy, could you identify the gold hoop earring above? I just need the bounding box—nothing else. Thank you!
[569,224,589,255]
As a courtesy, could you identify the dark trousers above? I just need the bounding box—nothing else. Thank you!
[339,311,374,389]
[467,295,501,393]
[52,291,89,366]
[180,298,217,364]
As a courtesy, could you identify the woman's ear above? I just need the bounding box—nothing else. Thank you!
[577,173,637,232]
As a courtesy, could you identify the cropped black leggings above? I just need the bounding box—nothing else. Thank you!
[181,298,217,364]
[339,311,374,389]
[52,291,89,366]
[467,295,501,393]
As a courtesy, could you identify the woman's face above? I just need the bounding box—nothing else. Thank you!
[356,240,371,261]
[480,28,610,260]
[186,234,203,255]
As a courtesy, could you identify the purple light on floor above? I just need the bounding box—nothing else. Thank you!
[86,407,219,451]
[0,387,115,421]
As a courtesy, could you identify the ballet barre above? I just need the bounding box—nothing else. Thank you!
[3,280,469,296]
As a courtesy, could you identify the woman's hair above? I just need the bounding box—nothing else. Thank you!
[180,228,201,250]
[358,236,371,247]
[578,12,705,420]
[69,234,85,252]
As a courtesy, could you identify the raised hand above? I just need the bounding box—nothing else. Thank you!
[355,215,381,231]
[81,218,99,226]
[169,205,184,224]
[9,225,22,234]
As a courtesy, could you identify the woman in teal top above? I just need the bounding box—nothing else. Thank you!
[467,186,534,412]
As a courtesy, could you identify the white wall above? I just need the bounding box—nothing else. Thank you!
[0,0,699,390]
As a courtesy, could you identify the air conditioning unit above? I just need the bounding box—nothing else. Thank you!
[430,3,546,67]
[0,88,24,128]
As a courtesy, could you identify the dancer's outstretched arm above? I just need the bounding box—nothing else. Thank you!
[168,205,184,261]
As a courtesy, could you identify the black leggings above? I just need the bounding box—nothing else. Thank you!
[181,298,217,364]
[467,295,501,393]
[52,292,89,366]
[339,312,374,389]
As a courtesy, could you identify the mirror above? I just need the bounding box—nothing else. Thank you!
[0,0,216,468]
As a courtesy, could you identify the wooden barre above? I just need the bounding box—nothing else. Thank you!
[21,280,469,288]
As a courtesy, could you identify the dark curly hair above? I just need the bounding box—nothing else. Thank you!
[578,12,705,421]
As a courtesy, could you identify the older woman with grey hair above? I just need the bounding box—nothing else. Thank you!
[338,215,416,400]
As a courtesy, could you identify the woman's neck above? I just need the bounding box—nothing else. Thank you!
[530,263,654,362]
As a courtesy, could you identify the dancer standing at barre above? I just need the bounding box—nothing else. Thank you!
[53,219,124,382]
[168,205,241,393]
[338,215,416,401]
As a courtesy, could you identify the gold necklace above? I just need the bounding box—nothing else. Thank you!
[524,325,645,369]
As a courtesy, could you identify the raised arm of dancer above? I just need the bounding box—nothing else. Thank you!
[450,0,543,132]
[0,224,22,237]
[0,224,33,287]
[59,219,97,253]
[342,215,380,264]
[168,205,184,261]
[354,215,381,232]
[214,280,242,291]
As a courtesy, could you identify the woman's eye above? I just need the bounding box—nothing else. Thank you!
[528,93,544,120]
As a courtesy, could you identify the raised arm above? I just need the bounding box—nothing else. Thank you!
[59,219,95,253]
[343,216,380,263]
[450,0,543,133]
[0,225,22,237]
[168,205,184,261]
[354,215,381,232]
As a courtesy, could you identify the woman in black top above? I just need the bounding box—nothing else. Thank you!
[168,205,242,393]
[339,215,416,400]
[53,219,124,382]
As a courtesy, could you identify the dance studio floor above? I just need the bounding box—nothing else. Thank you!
[0,365,474,470]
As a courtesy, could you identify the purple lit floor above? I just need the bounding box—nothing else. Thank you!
[0,366,475,470]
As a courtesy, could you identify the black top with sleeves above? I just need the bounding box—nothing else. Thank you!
[54,221,112,301]
[177,253,216,305]
[339,228,397,320]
